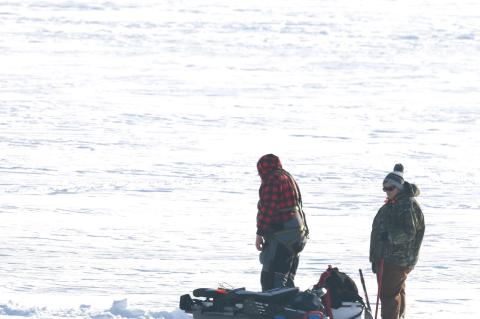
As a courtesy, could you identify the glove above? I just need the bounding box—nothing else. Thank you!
[255,235,264,251]
[371,262,377,274]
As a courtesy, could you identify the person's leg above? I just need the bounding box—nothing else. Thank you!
[286,253,299,287]
[398,268,411,318]
[270,243,296,289]
[380,262,409,319]
[261,270,274,291]
[260,239,277,291]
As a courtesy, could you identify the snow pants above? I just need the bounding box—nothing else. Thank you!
[259,237,300,292]
[379,262,412,319]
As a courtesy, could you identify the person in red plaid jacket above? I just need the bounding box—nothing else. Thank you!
[255,154,309,291]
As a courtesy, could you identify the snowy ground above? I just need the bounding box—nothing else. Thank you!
[1,0,479,318]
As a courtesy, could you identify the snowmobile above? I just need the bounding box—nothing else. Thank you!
[179,266,373,319]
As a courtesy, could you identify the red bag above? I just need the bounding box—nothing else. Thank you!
[313,265,335,319]
[314,265,362,319]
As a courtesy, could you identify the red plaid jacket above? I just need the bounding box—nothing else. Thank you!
[256,154,301,236]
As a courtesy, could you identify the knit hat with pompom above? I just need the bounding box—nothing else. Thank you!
[383,163,405,190]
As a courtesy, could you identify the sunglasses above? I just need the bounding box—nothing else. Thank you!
[383,186,396,192]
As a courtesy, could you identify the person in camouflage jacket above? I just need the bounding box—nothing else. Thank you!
[370,164,425,319]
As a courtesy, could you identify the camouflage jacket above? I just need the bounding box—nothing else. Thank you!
[369,182,425,268]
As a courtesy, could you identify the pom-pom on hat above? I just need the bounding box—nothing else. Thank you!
[383,163,405,190]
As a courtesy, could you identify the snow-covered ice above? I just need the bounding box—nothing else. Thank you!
[1,0,479,318]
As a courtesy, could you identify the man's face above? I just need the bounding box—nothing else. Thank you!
[383,183,399,199]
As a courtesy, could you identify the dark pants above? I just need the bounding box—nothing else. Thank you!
[260,239,300,291]
[379,262,411,319]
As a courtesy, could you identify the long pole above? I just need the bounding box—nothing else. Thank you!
[359,268,374,319]
[374,259,385,319]
[359,268,371,311]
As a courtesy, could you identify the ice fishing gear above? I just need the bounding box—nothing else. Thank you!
[180,286,321,319]
[313,265,367,319]
[358,269,371,310]
[181,282,367,319]
[374,259,385,319]
[358,269,373,319]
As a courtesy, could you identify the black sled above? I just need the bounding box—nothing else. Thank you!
[180,283,369,319]
[180,286,327,319]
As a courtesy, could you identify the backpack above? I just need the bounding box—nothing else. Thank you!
[313,266,363,317]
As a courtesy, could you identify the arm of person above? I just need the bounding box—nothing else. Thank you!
[255,234,264,251]
[369,207,387,263]
[256,177,280,236]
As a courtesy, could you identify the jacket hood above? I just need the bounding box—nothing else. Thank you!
[257,154,282,178]
[403,181,420,197]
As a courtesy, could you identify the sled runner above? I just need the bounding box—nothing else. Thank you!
[180,266,372,319]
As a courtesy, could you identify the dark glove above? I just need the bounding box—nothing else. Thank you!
[371,262,377,274]
[380,231,389,241]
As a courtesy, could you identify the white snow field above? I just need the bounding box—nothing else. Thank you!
[1,0,479,318]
